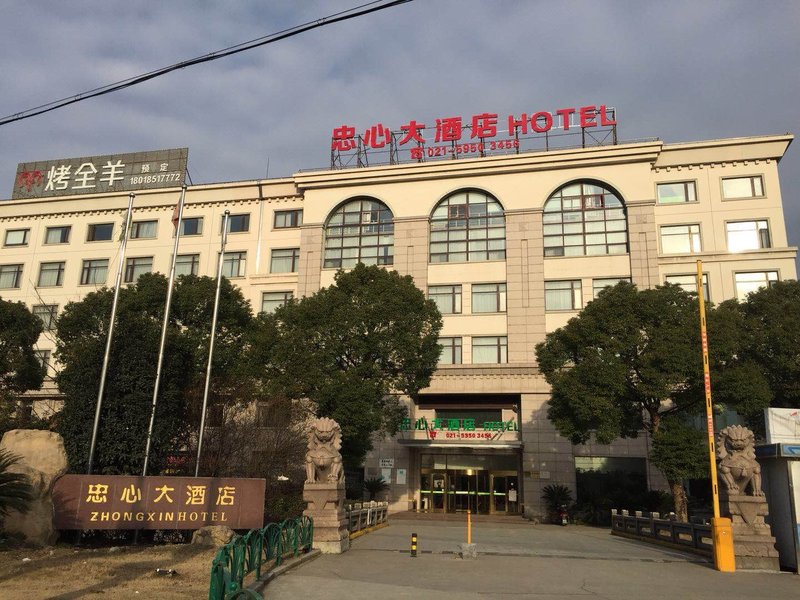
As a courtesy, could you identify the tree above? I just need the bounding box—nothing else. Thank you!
[649,416,709,519]
[0,299,44,435]
[535,282,705,520]
[54,273,255,475]
[257,264,442,469]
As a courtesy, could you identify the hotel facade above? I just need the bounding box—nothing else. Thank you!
[0,133,795,518]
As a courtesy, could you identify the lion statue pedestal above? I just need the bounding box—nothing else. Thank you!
[717,425,779,570]
[302,417,349,554]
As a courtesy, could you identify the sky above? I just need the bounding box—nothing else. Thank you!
[1,1,798,250]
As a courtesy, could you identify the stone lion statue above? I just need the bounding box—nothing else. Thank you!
[305,417,345,484]
[717,424,763,496]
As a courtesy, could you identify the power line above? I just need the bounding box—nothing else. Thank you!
[0,0,412,127]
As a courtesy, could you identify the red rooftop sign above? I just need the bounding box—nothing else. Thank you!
[331,104,617,168]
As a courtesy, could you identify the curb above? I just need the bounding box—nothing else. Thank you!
[247,549,322,595]
[611,530,712,560]
[349,522,389,540]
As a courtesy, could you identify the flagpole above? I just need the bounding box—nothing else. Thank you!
[195,210,230,477]
[87,192,135,475]
[141,184,187,477]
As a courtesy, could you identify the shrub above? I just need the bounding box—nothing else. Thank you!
[541,483,573,521]
[363,476,389,500]
[0,449,34,526]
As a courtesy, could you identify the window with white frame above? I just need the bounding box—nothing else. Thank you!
[657,181,697,204]
[44,225,71,244]
[543,181,627,257]
[734,271,778,301]
[428,285,462,314]
[81,259,108,285]
[33,304,58,331]
[665,274,710,302]
[270,248,300,273]
[722,176,764,199]
[124,257,154,283]
[726,220,771,252]
[4,228,29,246]
[660,224,702,254]
[37,261,65,287]
[261,291,293,314]
[439,337,462,365]
[130,220,157,239]
[592,277,631,299]
[0,264,23,289]
[545,280,582,311]
[222,251,247,278]
[472,336,507,364]
[471,283,507,313]
[430,190,505,263]
[324,198,393,268]
[175,254,200,276]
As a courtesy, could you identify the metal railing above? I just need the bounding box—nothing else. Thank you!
[610,509,712,554]
[208,515,313,600]
[346,501,388,534]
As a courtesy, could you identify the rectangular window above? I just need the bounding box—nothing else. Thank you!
[130,220,157,239]
[428,285,462,314]
[44,226,71,244]
[224,213,250,234]
[175,254,200,277]
[81,259,109,285]
[471,283,507,313]
[37,261,65,287]
[124,257,154,283]
[222,251,247,278]
[0,264,23,289]
[665,274,710,302]
[657,181,697,204]
[722,176,764,199]
[4,228,29,246]
[270,248,300,273]
[735,271,778,302]
[35,349,51,373]
[545,280,582,311]
[660,224,702,254]
[472,336,508,364]
[592,277,631,299]
[87,223,114,242]
[274,209,303,229]
[33,304,58,331]
[439,337,462,365]
[261,291,293,314]
[179,217,203,236]
[726,220,771,252]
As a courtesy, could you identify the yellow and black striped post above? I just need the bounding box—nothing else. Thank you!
[411,532,417,557]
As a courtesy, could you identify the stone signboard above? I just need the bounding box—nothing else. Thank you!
[52,474,265,530]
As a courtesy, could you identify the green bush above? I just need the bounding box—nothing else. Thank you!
[541,483,573,522]
[363,476,389,500]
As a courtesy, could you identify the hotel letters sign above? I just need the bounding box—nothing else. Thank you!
[12,148,188,200]
[52,474,265,530]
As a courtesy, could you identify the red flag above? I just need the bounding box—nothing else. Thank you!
[171,203,180,233]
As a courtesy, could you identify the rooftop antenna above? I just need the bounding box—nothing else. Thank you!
[265,157,270,179]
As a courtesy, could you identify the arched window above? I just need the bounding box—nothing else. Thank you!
[430,190,505,263]
[324,197,394,268]
[543,181,628,257]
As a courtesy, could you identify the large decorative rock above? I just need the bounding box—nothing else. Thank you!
[303,418,349,553]
[0,429,69,546]
[191,525,235,546]
[717,425,779,570]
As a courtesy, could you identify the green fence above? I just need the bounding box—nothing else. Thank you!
[208,516,313,600]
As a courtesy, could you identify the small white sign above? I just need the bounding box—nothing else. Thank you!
[379,458,395,468]
[381,468,393,483]
[396,468,407,485]
[765,408,800,444]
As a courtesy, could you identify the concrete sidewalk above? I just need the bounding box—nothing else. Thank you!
[265,518,797,599]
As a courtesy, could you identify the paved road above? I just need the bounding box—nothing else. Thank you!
[266,519,797,599]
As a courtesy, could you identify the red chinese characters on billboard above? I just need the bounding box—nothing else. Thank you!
[331,104,616,164]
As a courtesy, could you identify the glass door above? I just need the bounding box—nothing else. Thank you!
[491,474,507,513]
[431,472,447,512]
[489,471,519,514]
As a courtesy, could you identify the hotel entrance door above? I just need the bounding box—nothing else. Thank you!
[489,471,519,514]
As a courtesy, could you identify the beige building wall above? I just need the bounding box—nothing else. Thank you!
[1,134,795,517]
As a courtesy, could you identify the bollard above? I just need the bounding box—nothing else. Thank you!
[411,532,417,557]
[467,509,472,544]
